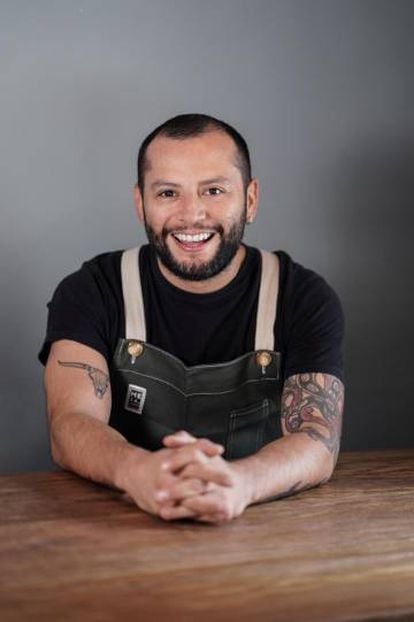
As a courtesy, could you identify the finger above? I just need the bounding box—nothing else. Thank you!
[169,477,209,501]
[156,490,226,523]
[163,430,196,447]
[180,461,234,487]
[163,433,224,457]
[195,438,225,457]
[181,491,225,516]
[159,503,198,521]
[155,477,208,503]
[161,445,209,473]
[152,469,189,505]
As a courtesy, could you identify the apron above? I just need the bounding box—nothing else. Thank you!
[109,247,282,460]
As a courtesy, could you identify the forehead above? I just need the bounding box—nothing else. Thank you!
[144,130,241,181]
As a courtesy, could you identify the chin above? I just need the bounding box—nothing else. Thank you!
[146,221,244,282]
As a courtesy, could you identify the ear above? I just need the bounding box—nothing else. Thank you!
[134,184,145,224]
[246,178,259,224]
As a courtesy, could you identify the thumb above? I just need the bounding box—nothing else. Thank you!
[162,430,197,447]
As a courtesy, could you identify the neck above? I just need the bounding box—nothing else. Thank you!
[156,245,246,294]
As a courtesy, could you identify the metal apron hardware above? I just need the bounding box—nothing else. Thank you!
[110,247,282,460]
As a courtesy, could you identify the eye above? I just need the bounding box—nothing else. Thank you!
[158,189,177,198]
[204,187,224,196]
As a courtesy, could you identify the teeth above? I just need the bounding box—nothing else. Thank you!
[174,232,212,243]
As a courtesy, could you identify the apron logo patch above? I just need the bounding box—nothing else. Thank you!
[125,384,147,414]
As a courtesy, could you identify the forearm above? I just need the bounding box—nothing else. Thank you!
[49,415,225,519]
[49,411,147,491]
[153,373,344,524]
[234,372,344,505]
[234,432,336,506]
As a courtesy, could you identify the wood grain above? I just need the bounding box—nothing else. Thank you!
[0,449,413,621]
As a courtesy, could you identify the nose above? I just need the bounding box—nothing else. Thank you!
[178,192,206,223]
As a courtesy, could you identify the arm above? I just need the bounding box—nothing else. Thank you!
[235,372,344,504]
[46,339,134,488]
[45,339,225,516]
[158,372,344,523]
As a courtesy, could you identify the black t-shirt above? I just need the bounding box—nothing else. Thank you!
[38,245,344,382]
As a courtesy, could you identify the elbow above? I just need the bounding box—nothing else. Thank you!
[48,413,69,470]
[318,449,339,486]
[49,430,66,470]
[50,437,65,469]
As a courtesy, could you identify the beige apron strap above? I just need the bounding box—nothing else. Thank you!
[254,250,279,351]
[121,247,146,341]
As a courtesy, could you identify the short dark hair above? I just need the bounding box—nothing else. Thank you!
[137,113,252,190]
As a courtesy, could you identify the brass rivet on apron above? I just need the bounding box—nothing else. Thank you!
[256,351,272,375]
[127,341,143,364]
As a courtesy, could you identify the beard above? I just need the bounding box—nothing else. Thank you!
[144,210,247,282]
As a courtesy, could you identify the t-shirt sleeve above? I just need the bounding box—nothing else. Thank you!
[278,254,345,382]
[38,255,121,366]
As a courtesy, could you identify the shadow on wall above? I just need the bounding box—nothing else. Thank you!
[334,134,414,450]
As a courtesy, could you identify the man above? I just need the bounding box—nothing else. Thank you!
[39,114,344,524]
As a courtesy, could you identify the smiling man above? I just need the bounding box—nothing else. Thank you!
[136,119,256,291]
[39,114,344,524]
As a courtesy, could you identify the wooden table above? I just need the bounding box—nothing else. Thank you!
[0,449,413,621]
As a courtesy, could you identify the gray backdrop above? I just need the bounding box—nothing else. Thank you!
[1,0,413,473]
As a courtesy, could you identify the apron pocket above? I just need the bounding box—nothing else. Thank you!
[226,399,270,460]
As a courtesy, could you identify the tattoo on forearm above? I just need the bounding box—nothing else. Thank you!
[281,373,344,460]
[58,361,109,399]
[274,480,307,500]
[261,480,323,504]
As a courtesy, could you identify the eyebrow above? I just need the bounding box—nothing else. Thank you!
[150,177,232,190]
[150,180,181,189]
[201,177,232,186]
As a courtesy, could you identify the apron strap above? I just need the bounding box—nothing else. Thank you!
[254,250,279,351]
[121,246,279,349]
[121,246,146,341]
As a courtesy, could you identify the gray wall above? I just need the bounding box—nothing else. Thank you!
[1,0,413,473]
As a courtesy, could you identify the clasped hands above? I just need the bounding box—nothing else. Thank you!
[132,431,251,524]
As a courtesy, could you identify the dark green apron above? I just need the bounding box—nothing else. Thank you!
[109,247,282,460]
